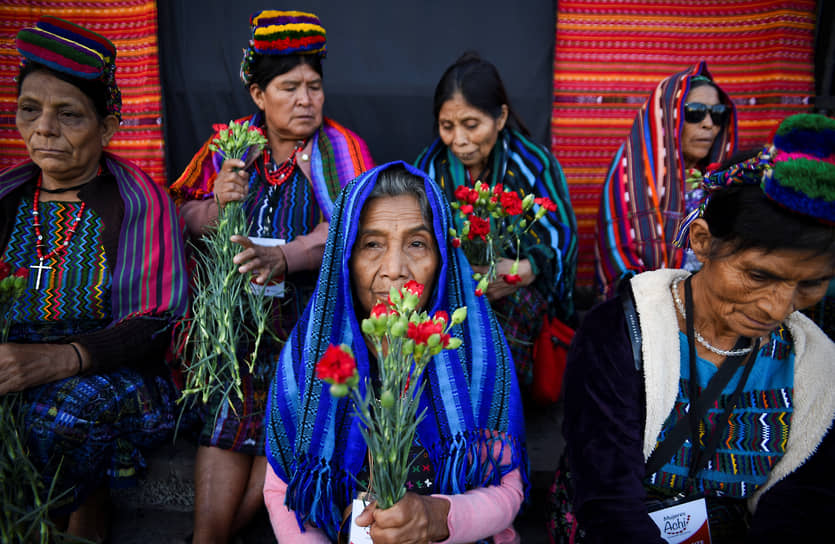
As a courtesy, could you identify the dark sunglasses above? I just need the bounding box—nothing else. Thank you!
[683,102,729,125]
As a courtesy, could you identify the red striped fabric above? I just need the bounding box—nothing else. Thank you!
[0,1,167,187]
[551,0,816,286]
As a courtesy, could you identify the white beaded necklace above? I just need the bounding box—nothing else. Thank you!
[671,277,753,357]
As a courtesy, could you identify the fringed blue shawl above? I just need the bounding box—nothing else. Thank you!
[265,161,528,539]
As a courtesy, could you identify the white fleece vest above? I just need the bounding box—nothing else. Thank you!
[629,269,835,511]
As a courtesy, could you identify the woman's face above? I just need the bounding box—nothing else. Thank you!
[351,194,439,315]
[16,70,116,185]
[696,244,834,339]
[438,92,507,176]
[250,63,324,142]
[680,85,723,170]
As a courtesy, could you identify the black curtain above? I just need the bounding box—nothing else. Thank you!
[157,1,557,183]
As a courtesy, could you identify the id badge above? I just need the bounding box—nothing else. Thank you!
[647,497,711,543]
[348,497,373,544]
[248,237,285,297]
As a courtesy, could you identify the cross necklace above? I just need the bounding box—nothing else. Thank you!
[31,174,86,290]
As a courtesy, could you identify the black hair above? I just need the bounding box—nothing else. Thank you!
[247,53,323,91]
[17,62,109,120]
[703,148,835,261]
[432,51,530,137]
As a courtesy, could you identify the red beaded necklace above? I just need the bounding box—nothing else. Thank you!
[262,139,307,187]
[30,172,93,290]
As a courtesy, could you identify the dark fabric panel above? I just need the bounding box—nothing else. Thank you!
[157,0,556,182]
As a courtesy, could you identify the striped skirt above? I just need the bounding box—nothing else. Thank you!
[22,368,177,514]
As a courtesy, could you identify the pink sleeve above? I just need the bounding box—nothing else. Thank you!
[263,464,331,543]
[431,468,523,544]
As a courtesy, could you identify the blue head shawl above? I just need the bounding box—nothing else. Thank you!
[265,161,528,539]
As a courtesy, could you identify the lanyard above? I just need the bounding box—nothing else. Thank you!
[683,275,760,479]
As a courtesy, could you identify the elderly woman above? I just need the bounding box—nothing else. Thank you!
[595,61,738,299]
[0,17,188,541]
[263,162,528,543]
[168,10,373,542]
[415,52,577,389]
[554,113,835,543]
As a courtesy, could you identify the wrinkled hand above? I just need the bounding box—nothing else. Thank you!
[0,343,78,394]
[213,158,251,207]
[355,492,450,544]
[230,235,287,285]
[472,258,535,302]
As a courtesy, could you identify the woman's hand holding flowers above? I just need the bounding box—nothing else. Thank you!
[214,158,249,208]
[472,257,534,301]
[355,492,451,544]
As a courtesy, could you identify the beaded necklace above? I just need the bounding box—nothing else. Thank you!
[262,139,307,187]
[30,171,96,290]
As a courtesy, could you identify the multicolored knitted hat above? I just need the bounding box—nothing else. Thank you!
[240,10,327,85]
[15,16,122,120]
[673,113,835,247]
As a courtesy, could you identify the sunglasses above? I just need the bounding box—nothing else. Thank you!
[683,102,729,125]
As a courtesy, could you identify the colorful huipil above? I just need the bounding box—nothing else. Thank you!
[170,111,373,454]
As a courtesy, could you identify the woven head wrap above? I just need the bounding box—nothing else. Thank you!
[16,16,122,120]
[240,10,327,85]
[673,113,835,247]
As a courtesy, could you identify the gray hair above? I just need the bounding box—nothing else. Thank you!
[365,164,433,226]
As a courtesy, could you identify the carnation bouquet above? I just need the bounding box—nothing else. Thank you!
[448,181,557,295]
[176,120,276,410]
[0,261,71,542]
[316,281,466,510]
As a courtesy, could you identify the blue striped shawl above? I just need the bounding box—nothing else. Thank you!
[265,161,528,539]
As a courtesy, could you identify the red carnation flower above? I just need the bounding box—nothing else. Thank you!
[460,204,474,215]
[454,185,472,203]
[404,280,424,297]
[433,310,449,325]
[534,197,558,213]
[13,268,29,279]
[502,273,522,285]
[492,183,504,195]
[212,123,229,134]
[0,261,11,280]
[467,215,490,241]
[499,191,523,215]
[407,320,444,345]
[451,237,461,248]
[370,302,390,318]
[315,344,357,384]
[475,288,484,297]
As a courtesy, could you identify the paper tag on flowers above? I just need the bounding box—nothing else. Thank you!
[248,237,285,297]
[348,498,373,544]
[648,497,711,543]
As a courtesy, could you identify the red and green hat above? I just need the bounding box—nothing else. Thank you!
[16,16,122,120]
[240,10,327,85]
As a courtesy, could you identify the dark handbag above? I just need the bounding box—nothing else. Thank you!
[532,315,575,405]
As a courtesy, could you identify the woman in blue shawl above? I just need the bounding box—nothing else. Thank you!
[263,162,528,542]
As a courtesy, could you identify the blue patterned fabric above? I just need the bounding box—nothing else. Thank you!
[647,328,795,498]
[265,161,528,539]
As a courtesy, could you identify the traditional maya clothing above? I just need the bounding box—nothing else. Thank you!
[0,154,189,511]
[168,8,373,453]
[264,162,528,541]
[0,16,188,513]
[594,61,738,299]
[416,128,577,387]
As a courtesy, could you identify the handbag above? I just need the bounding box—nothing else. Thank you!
[531,315,575,405]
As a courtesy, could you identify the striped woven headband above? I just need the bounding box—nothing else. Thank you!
[240,10,327,85]
[673,113,835,247]
[16,16,121,120]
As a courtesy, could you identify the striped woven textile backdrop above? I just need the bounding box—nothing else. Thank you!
[551,0,816,287]
[0,1,167,186]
